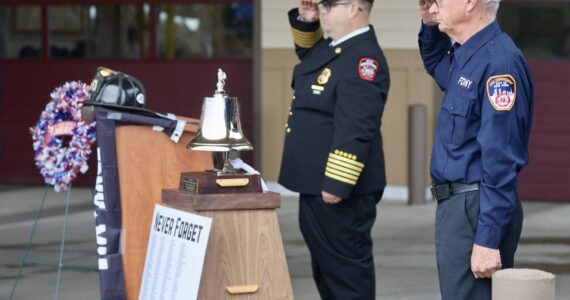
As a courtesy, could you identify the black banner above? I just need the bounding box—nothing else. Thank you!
[92,107,190,299]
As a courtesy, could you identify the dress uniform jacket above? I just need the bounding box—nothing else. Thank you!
[419,22,534,248]
[278,9,390,199]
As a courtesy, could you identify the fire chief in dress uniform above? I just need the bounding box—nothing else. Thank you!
[278,0,390,299]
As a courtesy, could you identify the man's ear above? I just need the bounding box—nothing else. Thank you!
[465,0,479,12]
[349,2,361,18]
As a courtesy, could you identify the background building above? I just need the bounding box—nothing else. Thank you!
[260,0,570,202]
[0,0,569,201]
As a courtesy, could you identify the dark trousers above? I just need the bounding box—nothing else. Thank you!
[435,190,523,300]
[299,191,382,300]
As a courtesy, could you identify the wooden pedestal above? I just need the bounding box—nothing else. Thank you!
[162,190,294,299]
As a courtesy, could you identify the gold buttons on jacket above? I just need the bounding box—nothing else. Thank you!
[286,128,291,134]
[335,47,342,54]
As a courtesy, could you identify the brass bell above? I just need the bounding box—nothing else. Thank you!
[187,69,252,173]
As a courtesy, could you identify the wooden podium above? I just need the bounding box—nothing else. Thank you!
[116,120,211,299]
[115,120,293,299]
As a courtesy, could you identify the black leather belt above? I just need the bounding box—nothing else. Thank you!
[430,182,480,203]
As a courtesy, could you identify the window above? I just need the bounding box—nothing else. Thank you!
[498,3,570,60]
[49,4,150,59]
[156,3,253,59]
[0,5,43,59]
[0,2,253,60]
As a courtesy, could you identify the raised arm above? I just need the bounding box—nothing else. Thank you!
[417,0,452,90]
[288,0,324,61]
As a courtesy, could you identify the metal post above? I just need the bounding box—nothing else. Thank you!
[408,104,427,205]
[493,269,555,300]
[54,184,72,300]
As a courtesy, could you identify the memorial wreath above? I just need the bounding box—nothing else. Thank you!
[31,81,96,191]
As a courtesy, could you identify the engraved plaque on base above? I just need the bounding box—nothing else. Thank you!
[179,171,262,194]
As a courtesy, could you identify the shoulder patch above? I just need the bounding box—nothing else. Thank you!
[486,74,516,111]
[358,58,379,81]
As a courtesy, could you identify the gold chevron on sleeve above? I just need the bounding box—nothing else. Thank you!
[326,163,360,177]
[327,157,362,172]
[325,161,361,185]
[291,27,323,48]
[325,166,359,181]
[329,153,364,168]
[325,171,357,185]
[325,150,365,185]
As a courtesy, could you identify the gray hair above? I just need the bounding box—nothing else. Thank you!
[483,0,501,17]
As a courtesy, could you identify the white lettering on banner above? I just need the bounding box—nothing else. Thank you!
[93,147,108,270]
[93,148,106,210]
[96,224,108,255]
[98,258,108,270]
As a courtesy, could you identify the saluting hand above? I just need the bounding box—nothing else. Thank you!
[322,191,342,204]
[299,0,319,23]
[471,244,502,279]
[418,0,438,26]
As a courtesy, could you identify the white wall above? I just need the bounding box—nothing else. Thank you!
[262,0,422,50]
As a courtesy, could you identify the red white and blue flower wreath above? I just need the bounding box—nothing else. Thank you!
[31,81,96,192]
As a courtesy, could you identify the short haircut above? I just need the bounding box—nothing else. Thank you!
[356,0,373,13]
[482,0,501,16]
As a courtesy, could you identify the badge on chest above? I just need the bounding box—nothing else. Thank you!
[312,68,331,95]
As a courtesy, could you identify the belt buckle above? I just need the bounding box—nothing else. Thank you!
[430,184,438,201]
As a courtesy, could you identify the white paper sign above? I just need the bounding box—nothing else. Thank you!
[138,204,212,300]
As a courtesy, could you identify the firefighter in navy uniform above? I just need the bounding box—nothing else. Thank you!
[418,0,534,299]
[278,0,389,299]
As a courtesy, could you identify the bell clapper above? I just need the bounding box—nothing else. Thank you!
[211,151,241,175]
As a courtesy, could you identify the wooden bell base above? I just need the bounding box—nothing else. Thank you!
[162,190,293,299]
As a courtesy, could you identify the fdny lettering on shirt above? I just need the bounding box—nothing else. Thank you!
[486,74,516,111]
[457,76,473,90]
[359,58,379,81]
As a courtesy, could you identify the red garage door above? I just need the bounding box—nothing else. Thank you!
[518,61,570,202]
[499,2,570,202]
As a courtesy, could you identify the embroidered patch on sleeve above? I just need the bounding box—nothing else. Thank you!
[486,74,516,111]
[358,58,379,81]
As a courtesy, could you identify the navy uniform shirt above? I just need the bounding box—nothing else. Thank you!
[419,22,534,249]
[278,9,390,199]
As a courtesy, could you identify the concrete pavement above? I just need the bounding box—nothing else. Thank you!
[0,184,569,299]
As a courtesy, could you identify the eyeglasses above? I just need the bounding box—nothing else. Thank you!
[319,1,363,13]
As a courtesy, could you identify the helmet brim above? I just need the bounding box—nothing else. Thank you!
[83,101,154,113]
[81,103,160,122]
